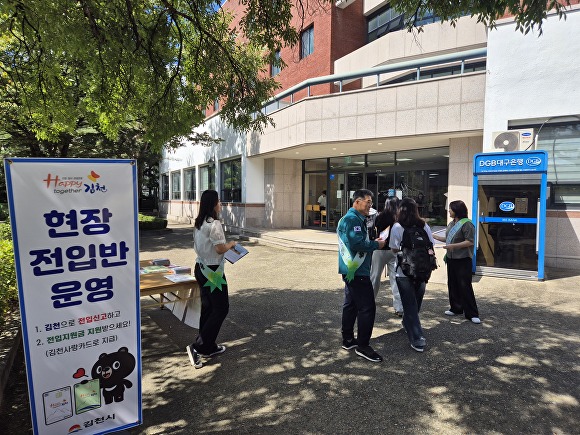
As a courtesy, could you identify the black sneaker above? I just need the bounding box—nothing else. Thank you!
[341,338,358,350]
[410,343,425,353]
[186,344,202,368]
[200,345,226,358]
[355,346,383,362]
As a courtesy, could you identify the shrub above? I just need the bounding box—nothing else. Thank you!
[0,239,17,322]
[138,213,168,231]
[0,221,12,241]
[0,203,9,221]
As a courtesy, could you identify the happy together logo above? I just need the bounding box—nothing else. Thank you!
[43,171,108,195]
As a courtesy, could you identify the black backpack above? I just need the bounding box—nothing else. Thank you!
[398,225,438,283]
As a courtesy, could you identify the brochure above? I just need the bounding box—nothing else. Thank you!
[140,265,172,274]
[224,244,249,264]
[164,274,197,283]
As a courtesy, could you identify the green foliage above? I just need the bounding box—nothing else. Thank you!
[0,222,16,322]
[139,213,168,231]
[0,0,300,151]
[0,203,8,221]
[392,0,571,35]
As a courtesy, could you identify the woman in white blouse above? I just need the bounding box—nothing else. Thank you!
[186,190,237,369]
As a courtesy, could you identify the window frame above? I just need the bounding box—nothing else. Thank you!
[271,50,281,76]
[160,173,169,201]
[220,158,242,203]
[300,26,314,59]
[511,121,580,209]
[170,170,181,200]
[200,164,216,192]
[184,167,196,201]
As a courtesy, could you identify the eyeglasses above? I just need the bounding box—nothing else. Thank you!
[356,199,373,206]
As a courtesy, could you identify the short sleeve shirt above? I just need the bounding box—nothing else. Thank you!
[445,220,475,259]
[193,218,227,265]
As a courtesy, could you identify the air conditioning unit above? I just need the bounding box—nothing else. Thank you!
[335,0,355,9]
[491,129,535,152]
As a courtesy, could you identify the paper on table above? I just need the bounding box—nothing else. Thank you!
[224,244,249,264]
[164,274,196,283]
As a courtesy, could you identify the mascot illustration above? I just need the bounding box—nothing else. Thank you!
[91,347,136,404]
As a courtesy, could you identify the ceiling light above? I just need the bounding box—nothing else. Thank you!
[397,158,413,162]
[340,152,344,155]
[295,151,299,154]
[377,142,383,145]
[332,147,337,150]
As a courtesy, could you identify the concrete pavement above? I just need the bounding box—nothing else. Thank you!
[131,225,580,434]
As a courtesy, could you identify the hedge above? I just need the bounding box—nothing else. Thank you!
[0,223,17,323]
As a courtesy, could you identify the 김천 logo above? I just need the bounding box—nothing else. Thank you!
[42,171,107,195]
[499,201,515,212]
[526,157,542,167]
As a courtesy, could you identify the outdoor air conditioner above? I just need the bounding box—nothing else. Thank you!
[491,129,535,152]
[335,0,356,9]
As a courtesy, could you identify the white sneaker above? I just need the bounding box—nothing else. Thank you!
[471,317,481,324]
[444,310,457,316]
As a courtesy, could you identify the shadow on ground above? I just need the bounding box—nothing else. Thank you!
[2,229,578,434]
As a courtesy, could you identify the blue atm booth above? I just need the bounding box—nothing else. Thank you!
[472,151,548,280]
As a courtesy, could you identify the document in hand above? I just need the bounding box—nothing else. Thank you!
[224,244,249,264]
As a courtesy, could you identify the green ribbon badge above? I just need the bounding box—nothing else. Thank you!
[204,270,227,293]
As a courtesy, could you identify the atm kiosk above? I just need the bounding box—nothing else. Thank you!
[472,151,548,280]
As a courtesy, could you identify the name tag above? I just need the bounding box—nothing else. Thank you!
[354,226,361,232]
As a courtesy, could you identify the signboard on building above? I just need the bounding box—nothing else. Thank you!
[4,158,141,435]
[474,150,548,174]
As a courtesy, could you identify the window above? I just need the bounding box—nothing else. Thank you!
[271,50,281,76]
[161,173,169,200]
[200,164,215,192]
[184,167,196,201]
[383,60,486,85]
[220,158,242,203]
[213,99,219,111]
[171,170,181,200]
[367,5,404,42]
[300,26,314,59]
[532,121,580,207]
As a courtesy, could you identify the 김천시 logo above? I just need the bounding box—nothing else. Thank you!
[526,157,542,167]
[499,201,515,212]
[43,171,108,195]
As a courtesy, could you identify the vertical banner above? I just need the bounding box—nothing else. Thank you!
[4,158,141,434]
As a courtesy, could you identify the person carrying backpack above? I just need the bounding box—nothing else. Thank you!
[389,197,437,352]
[432,200,480,324]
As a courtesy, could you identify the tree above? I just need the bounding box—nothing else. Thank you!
[393,0,571,35]
[0,0,299,151]
[0,0,571,158]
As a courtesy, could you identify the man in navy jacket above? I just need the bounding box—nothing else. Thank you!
[337,189,386,362]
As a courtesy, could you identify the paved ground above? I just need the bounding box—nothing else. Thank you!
[1,226,579,434]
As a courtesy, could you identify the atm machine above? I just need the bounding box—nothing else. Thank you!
[472,151,548,280]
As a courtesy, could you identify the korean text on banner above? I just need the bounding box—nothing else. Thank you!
[3,158,142,435]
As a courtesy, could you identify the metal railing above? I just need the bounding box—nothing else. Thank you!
[262,47,487,114]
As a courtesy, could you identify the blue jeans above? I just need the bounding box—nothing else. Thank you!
[341,275,376,348]
[395,276,426,347]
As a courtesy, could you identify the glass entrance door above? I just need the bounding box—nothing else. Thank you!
[366,172,395,212]
[326,172,363,229]
[476,182,540,271]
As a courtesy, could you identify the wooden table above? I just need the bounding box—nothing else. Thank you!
[139,260,199,307]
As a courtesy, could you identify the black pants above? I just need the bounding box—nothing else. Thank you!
[341,275,376,348]
[446,257,479,319]
[193,263,230,354]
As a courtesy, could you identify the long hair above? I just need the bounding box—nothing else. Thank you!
[195,190,219,229]
[397,197,425,228]
[375,196,400,233]
[449,200,468,219]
